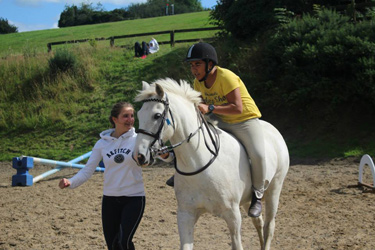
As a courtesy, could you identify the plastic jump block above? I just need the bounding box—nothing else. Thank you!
[12,157,34,186]
[358,154,375,188]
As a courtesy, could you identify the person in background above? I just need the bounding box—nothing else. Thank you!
[184,42,266,218]
[59,102,173,250]
[147,37,159,54]
[134,37,159,59]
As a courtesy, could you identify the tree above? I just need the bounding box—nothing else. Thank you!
[58,4,78,27]
[211,0,279,39]
[0,17,18,34]
[58,3,130,27]
[210,0,353,40]
[127,0,203,19]
[58,0,203,27]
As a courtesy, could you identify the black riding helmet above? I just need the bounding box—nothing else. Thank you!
[185,42,218,82]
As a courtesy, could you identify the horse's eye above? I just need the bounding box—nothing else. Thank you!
[154,113,162,119]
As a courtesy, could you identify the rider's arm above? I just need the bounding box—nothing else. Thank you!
[198,88,243,115]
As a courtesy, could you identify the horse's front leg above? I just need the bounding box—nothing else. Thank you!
[177,209,199,250]
[222,207,244,250]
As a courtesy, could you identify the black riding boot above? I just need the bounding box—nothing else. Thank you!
[248,192,262,217]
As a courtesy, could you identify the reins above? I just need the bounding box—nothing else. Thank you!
[173,108,220,176]
[137,94,220,176]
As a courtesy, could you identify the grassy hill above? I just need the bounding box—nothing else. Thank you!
[0,11,217,161]
[0,11,216,58]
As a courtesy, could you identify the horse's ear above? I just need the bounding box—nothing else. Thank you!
[155,83,164,98]
[142,81,150,90]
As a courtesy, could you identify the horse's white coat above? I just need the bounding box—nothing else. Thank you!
[133,78,289,250]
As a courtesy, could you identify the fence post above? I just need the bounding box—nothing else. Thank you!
[110,37,114,47]
[47,43,52,53]
[170,30,175,47]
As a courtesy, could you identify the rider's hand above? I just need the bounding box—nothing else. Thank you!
[198,103,209,114]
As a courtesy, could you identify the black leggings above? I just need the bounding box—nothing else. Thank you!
[102,195,146,250]
[134,41,149,57]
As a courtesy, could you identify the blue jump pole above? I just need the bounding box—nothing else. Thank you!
[32,151,96,184]
[12,152,105,186]
[32,156,105,171]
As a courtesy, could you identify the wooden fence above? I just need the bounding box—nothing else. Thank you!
[47,27,222,52]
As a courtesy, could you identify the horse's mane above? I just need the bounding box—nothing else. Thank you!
[135,78,202,105]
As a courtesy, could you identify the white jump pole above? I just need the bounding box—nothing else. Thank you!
[32,152,91,183]
[32,152,104,183]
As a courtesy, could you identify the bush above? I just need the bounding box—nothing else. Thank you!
[48,48,78,74]
[209,0,371,40]
[211,0,276,39]
[210,0,318,40]
[257,9,375,113]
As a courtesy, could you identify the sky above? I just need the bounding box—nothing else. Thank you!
[0,0,218,32]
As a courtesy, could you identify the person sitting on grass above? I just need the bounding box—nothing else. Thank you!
[134,37,159,59]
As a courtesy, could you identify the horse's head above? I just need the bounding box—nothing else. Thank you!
[133,80,176,166]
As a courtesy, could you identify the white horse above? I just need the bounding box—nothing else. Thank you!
[133,78,289,250]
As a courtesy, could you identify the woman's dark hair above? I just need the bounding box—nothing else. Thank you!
[109,102,134,128]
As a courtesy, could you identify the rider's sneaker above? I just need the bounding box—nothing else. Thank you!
[248,194,262,217]
[166,175,174,187]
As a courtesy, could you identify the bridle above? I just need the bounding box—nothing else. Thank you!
[136,94,175,150]
[136,93,220,176]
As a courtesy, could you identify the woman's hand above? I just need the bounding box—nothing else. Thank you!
[59,178,71,189]
[158,151,174,163]
[159,152,169,159]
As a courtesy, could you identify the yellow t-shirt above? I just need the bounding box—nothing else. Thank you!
[193,66,261,124]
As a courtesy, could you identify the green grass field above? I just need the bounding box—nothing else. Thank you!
[0,11,216,57]
[0,11,219,161]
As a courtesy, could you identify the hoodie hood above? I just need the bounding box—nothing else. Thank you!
[94,127,137,150]
[100,127,136,141]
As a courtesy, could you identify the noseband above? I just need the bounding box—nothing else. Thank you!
[137,93,220,176]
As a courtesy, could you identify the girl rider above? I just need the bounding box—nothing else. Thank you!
[186,42,266,218]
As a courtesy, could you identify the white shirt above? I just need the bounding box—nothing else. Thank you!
[148,38,159,54]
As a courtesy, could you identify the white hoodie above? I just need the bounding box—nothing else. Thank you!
[69,127,145,197]
[148,38,159,54]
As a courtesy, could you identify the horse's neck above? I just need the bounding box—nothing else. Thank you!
[169,110,214,170]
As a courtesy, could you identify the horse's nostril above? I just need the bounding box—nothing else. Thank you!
[137,154,146,165]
